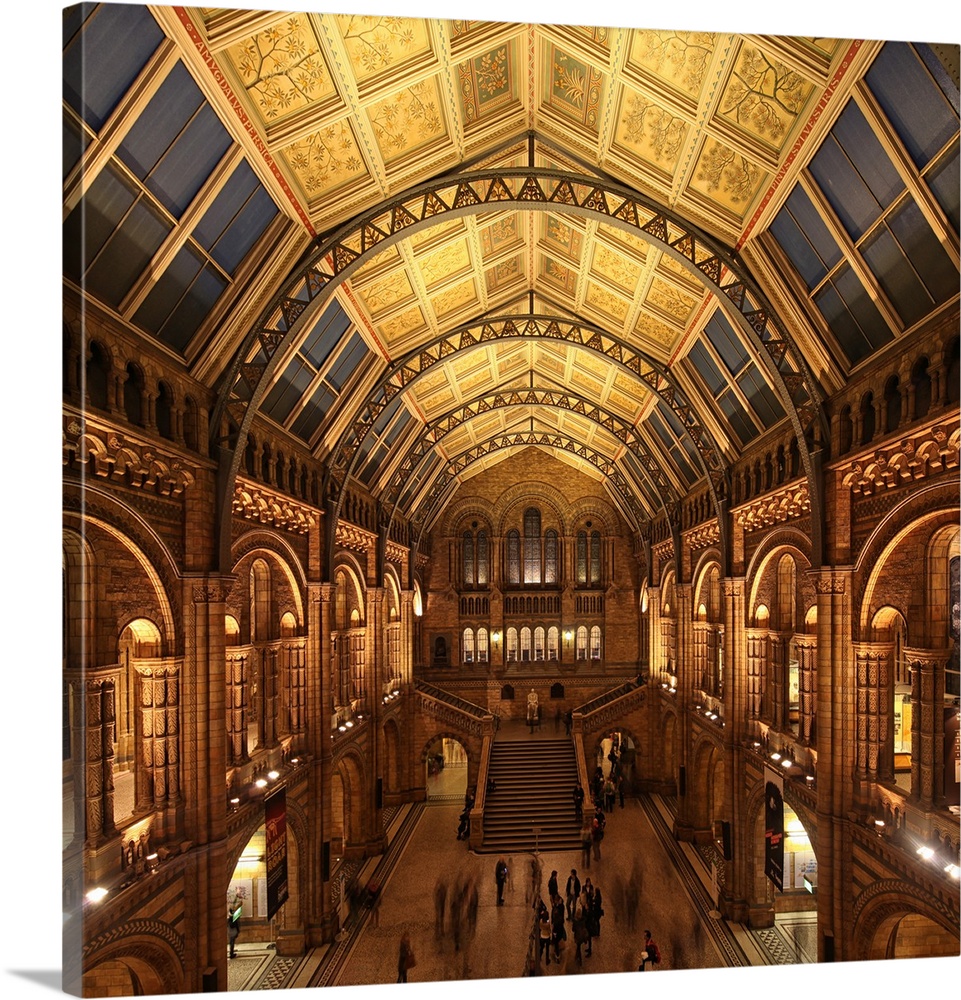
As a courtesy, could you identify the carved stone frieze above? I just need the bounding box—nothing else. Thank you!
[192,582,232,603]
[336,521,378,553]
[683,521,721,550]
[733,483,811,531]
[842,424,960,496]
[63,413,196,497]
[233,480,316,534]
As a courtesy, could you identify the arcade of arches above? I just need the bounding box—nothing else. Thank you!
[61,6,959,997]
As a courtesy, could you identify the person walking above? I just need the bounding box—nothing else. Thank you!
[618,772,626,809]
[591,808,605,861]
[580,819,593,869]
[571,891,588,965]
[565,868,580,920]
[572,782,585,821]
[536,899,552,966]
[495,857,508,905]
[397,930,415,982]
[639,928,661,970]
[590,882,604,939]
[550,892,567,960]
[579,886,594,957]
[227,896,242,959]
[547,869,559,901]
[603,775,616,813]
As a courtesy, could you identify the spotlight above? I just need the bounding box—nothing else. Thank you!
[267,770,279,780]
[917,846,934,861]
[86,887,108,904]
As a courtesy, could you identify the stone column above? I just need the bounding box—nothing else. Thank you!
[814,568,854,963]
[137,663,182,841]
[226,652,249,766]
[906,647,949,809]
[795,636,817,747]
[305,582,336,946]
[182,576,230,993]
[853,644,888,785]
[83,671,119,862]
[366,586,388,854]
[672,582,695,839]
[718,578,750,922]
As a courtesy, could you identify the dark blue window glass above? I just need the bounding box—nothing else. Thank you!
[194,162,279,274]
[84,190,170,308]
[718,393,757,445]
[686,341,726,395]
[810,102,904,240]
[263,358,316,423]
[737,367,783,428]
[867,43,959,169]
[118,63,232,218]
[327,332,370,390]
[928,146,959,234]
[300,303,352,368]
[704,313,749,375]
[63,162,136,281]
[291,385,336,440]
[63,3,163,130]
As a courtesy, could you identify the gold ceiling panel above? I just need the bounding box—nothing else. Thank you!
[222,13,338,126]
[611,84,691,174]
[333,13,435,86]
[278,118,367,200]
[633,311,682,349]
[538,253,579,298]
[590,242,643,294]
[541,41,605,134]
[540,215,585,263]
[456,41,519,127]
[584,281,631,324]
[418,239,473,289]
[625,28,719,104]
[429,277,478,320]
[480,214,524,257]
[656,249,705,292]
[357,270,417,316]
[714,40,817,153]
[484,255,525,295]
[596,223,649,260]
[687,134,770,214]
[410,218,465,249]
[367,76,448,165]
[377,305,427,344]
[645,277,699,326]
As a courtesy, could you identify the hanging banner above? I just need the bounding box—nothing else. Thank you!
[764,769,784,892]
[265,787,288,920]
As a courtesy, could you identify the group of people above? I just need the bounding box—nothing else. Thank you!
[525,865,606,971]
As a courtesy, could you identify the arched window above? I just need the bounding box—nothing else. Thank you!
[520,626,532,662]
[576,531,587,583]
[463,627,475,664]
[547,626,559,661]
[477,531,489,586]
[123,362,145,427]
[524,507,542,583]
[183,395,199,451]
[860,391,876,446]
[534,626,545,661]
[590,625,602,660]
[85,341,110,410]
[156,381,174,440]
[884,375,901,433]
[506,627,518,662]
[947,337,960,405]
[576,626,588,660]
[477,628,489,664]
[463,531,474,585]
[590,531,601,585]
[544,530,558,584]
[250,559,271,642]
[912,358,932,420]
[838,405,853,455]
[507,530,520,584]
[225,615,240,646]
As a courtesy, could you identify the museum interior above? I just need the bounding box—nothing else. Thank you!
[61,4,960,997]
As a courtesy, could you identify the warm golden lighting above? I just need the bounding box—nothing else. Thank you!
[86,887,108,903]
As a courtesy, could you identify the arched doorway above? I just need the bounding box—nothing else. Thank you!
[425,735,468,802]
[866,911,960,959]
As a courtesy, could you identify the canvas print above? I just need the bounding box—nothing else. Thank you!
[62,3,960,998]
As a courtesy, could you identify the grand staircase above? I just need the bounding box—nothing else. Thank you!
[479,735,582,853]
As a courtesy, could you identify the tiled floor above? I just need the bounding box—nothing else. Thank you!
[225,720,817,993]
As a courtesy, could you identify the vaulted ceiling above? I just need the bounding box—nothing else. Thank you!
[63,6,960,533]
